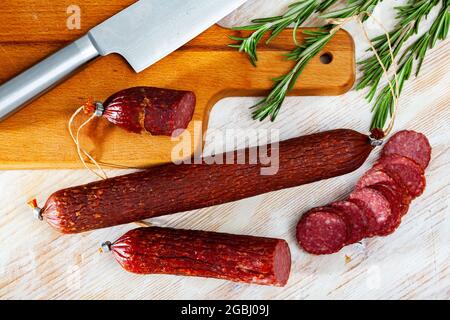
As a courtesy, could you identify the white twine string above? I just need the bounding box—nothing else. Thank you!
[68,106,108,180]
[328,11,400,137]
[68,105,152,228]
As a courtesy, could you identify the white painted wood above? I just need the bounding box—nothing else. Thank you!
[0,0,449,299]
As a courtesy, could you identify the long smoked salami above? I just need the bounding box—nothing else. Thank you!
[34,129,375,233]
[101,227,291,287]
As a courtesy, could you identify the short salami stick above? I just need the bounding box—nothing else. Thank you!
[35,129,376,234]
[85,87,196,137]
[68,87,196,178]
[101,227,291,287]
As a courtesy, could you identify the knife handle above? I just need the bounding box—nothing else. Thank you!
[0,35,100,122]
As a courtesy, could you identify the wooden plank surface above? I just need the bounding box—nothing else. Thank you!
[0,0,449,299]
[0,0,354,169]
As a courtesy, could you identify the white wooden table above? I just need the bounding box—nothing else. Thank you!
[0,0,449,300]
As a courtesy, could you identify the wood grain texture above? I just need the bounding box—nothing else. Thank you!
[0,0,354,169]
[0,0,449,300]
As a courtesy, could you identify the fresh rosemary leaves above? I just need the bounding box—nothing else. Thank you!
[370,1,450,130]
[357,0,441,102]
[230,0,324,67]
[247,0,383,121]
[251,27,335,121]
[230,0,449,126]
[320,0,383,22]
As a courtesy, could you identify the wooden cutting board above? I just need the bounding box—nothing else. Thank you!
[0,0,355,169]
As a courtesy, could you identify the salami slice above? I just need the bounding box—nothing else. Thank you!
[346,198,379,238]
[306,206,351,240]
[306,206,352,241]
[348,188,392,237]
[373,154,426,198]
[356,168,411,217]
[356,168,396,190]
[382,130,431,170]
[296,210,348,255]
[330,201,368,244]
[368,184,403,235]
[377,178,412,217]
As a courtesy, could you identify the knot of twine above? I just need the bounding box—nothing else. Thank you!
[68,99,108,180]
[328,11,400,138]
[68,105,153,228]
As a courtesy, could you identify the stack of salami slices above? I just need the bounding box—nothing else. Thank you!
[296,130,431,255]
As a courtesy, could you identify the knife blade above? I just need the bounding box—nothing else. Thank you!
[0,0,248,121]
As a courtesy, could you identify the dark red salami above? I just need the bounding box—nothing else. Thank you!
[356,168,396,190]
[296,209,348,255]
[34,129,374,234]
[348,188,392,237]
[356,168,412,216]
[368,184,403,235]
[330,201,368,244]
[346,198,379,238]
[373,177,411,217]
[102,227,291,287]
[294,130,431,255]
[87,87,196,136]
[373,154,426,198]
[382,130,432,169]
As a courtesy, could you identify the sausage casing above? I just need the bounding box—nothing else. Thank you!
[106,227,291,287]
[41,129,373,233]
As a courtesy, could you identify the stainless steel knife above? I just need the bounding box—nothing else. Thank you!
[0,0,248,121]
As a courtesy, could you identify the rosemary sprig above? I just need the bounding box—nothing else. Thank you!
[320,0,382,22]
[357,0,441,102]
[229,0,339,66]
[252,27,335,121]
[252,0,384,121]
[317,0,340,12]
[371,1,450,130]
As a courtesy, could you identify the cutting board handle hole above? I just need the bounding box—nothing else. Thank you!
[320,52,333,64]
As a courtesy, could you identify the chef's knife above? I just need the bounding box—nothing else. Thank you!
[0,0,248,121]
